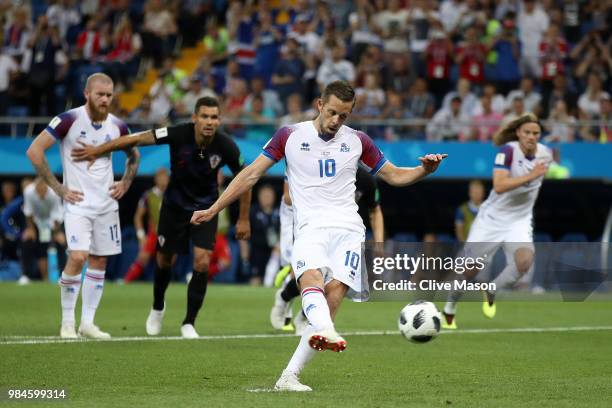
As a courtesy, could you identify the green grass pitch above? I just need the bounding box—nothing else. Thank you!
[1,282,611,407]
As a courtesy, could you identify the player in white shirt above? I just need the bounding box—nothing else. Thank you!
[26,73,140,339]
[443,113,552,329]
[22,177,65,281]
[190,81,446,391]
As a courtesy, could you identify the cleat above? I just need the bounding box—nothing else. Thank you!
[181,324,199,339]
[270,289,292,330]
[78,324,111,339]
[309,329,347,352]
[441,312,457,330]
[274,265,292,288]
[274,371,312,392]
[281,322,295,332]
[60,323,78,339]
[294,311,308,336]
[146,305,165,336]
[482,291,496,319]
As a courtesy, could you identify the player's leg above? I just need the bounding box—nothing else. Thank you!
[36,242,49,281]
[124,229,157,283]
[60,213,92,338]
[146,250,176,335]
[180,214,218,338]
[80,210,122,339]
[271,272,299,330]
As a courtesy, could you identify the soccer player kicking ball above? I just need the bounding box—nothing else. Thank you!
[71,96,251,338]
[442,113,552,329]
[191,81,446,391]
[27,73,139,339]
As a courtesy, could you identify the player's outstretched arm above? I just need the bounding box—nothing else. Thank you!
[377,154,448,187]
[492,164,547,194]
[110,146,140,200]
[235,188,252,240]
[191,155,275,225]
[27,131,84,204]
[71,130,155,163]
[369,205,385,243]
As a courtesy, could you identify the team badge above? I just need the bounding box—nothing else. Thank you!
[158,235,166,247]
[209,154,221,169]
[340,143,350,152]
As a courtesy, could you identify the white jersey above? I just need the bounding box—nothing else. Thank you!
[477,141,552,226]
[45,106,130,216]
[22,183,63,240]
[263,121,386,235]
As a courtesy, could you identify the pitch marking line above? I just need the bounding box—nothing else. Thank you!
[1,326,612,346]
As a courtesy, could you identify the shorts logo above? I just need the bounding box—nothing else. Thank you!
[209,154,221,169]
[340,143,350,152]
[155,128,168,139]
[158,235,166,247]
[104,134,111,143]
[296,260,305,269]
[349,270,356,280]
[70,235,78,244]
[300,142,310,151]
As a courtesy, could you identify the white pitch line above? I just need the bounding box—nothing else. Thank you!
[1,326,612,346]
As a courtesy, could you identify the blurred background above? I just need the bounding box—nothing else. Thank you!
[0,0,610,290]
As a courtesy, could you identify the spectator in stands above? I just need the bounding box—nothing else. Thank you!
[244,76,283,118]
[593,95,611,143]
[455,180,485,242]
[470,95,503,142]
[346,0,381,64]
[455,25,488,87]
[544,73,577,117]
[248,185,280,286]
[288,14,322,60]
[427,96,470,141]
[578,73,610,119]
[442,78,478,118]
[174,77,216,117]
[141,0,177,68]
[439,0,468,36]
[406,0,440,76]
[271,38,305,102]
[316,41,355,90]
[178,0,209,47]
[518,0,549,78]
[571,31,612,90]
[253,10,283,86]
[501,95,526,126]
[230,4,257,81]
[0,50,19,120]
[279,93,308,126]
[544,100,576,143]
[354,72,385,118]
[46,0,81,42]
[0,181,18,262]
[473,83,505,115]
[149,57,187,120]
[74,17,103,61]
[373,0,410,56]
[405,78,435,119]
[25,16,69,117]
[424,22,453,107]
[243,94,275,143]
[380,91,414,140]
[3,5,31,57]
[103,16,142,92]
[489,16,522,95]
[384,54,415,101]
[1,178,31,283]
[539,24,568,104]
[202,17,230,67]
[505,77,542,115]
[129,95,157,127]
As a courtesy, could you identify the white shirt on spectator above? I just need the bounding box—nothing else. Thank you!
[439,0,468,32]
[23,183,63,242]
[518,5,549,58]
[427,107,470,141]
[578,91,610,117]
[505,90,542,113]
[472,95,506,116]
[316,59,355,88]
[0,54,19,92]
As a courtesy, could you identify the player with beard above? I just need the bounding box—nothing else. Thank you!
[27,73,139,339]
[70,96,251,338]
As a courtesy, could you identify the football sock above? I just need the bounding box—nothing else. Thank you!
[285,325,316,375]
[281,278,299,302]
[444,274,465,315]
[301,287,333,331]
[153,264,172,311]
[60,272,82,326]
[81,269,106,326]
[491,263,520,291]
[183,270,208,326]
[124,260,144,282]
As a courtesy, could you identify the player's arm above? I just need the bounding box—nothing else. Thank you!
[110,145,140,200]
[133,199,147,243]
[236,188,252,240]
[191,155,275,225]
[369,205,384,243]
[71,130,155,163]
[377,154,447,187]
[492,165,547,194]
[26,131,83,204]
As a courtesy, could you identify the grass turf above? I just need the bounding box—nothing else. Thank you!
[1,282,611,407]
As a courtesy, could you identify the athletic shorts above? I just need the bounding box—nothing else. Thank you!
[291,227,367,302]
[156,202,217,254]
[64,210,122,256]
[463,215,534,268]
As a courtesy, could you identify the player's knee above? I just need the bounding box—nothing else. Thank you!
[69,251,88,267]
[514,249,534,275]
[193,259,209,273]
[298,269,324,289]
[156,252,175,269]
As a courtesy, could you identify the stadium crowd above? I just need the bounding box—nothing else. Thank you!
[0,0,610,141]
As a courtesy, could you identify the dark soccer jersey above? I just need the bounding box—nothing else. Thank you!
[153,123,244,211]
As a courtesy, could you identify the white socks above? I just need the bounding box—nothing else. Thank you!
[81,269,106,326]
[60,272,82,326]
[285,325,316,375]
[301,287,333,331]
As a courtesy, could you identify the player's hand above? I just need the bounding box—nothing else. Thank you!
[419,153,448,174]
[59,186,84,204]
[71,142,99,168]
[53,230,66,245]
[109,180,129,200]
[530,162,548,179]
[22,227,37,241]
[191,209,215,225]
[235,219,251,240]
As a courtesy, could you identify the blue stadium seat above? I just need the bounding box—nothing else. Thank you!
[534,233,552,242]
[392,232,417,242]
[435,233,456,243]
[560,233,588,242]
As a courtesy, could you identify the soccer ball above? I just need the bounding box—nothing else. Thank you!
[398,300,441,343]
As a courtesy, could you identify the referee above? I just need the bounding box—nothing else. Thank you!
[71,96,251,338]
